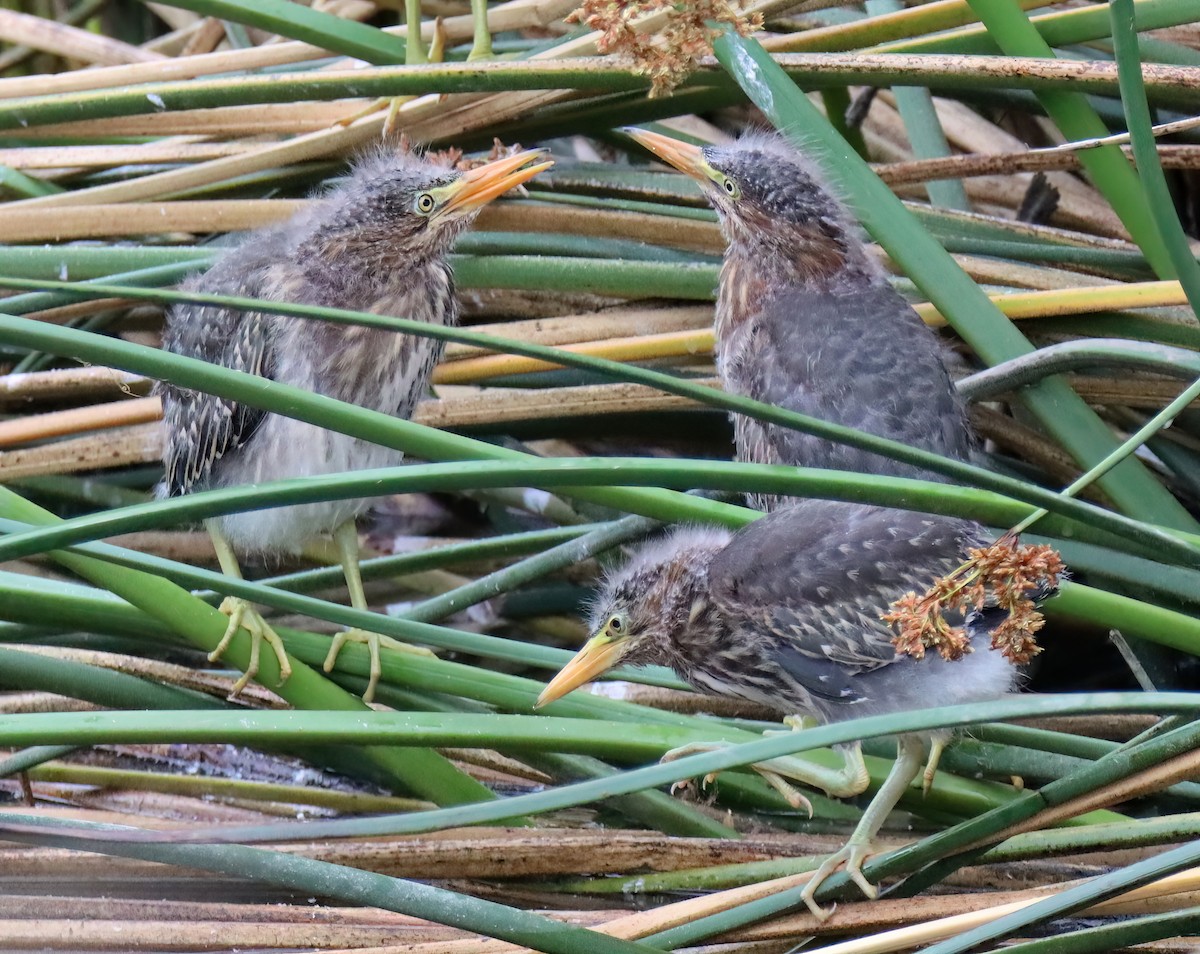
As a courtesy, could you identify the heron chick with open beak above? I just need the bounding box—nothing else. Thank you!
[159,146,552,701]
[622,128,974,510]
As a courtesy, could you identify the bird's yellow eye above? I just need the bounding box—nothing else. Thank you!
[415,193,436,214]
[721,176,739,198]
[607,614,625,634]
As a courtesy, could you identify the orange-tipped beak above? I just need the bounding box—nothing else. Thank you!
[440,148,553,215]
[622,127,710,180]
[535,635,628,707]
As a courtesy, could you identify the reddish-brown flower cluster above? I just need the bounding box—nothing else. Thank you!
[882,534,1065,666]
[568,0,762,97]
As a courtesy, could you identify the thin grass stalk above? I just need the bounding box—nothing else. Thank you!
[0,645,222,710]
[957,339,1200,401]
[1010,371,1200,535]
[516,752,741,839]
[0,693,1184,847]
[2,289,1197,563]
[919,841,1200,954]
[964,0,1177,279]
[865,0,971,211]
[994,907,1200,954]
[3,459,1199,574]
[24,761,432,812]
[0,745,78,778]
[2,56,1198,132]
[264,525,596,594]
[397,514,660,625]
[884,0,1200,55]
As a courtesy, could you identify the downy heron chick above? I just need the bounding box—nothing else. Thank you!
[159,146,552,700]
[624,128,973,510]
[537,501,1053,917]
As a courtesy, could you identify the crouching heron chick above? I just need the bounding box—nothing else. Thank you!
[158,146,552,701]
[623,128,974,510]
[537,501,1053,918]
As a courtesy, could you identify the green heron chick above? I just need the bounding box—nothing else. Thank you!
[537,501,1049,917]
[624,129,972,510]
[158,147,552,701]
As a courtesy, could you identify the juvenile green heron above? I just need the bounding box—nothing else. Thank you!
[537,501,1049,918]
[624,128,973,510]
[158,147,552,701]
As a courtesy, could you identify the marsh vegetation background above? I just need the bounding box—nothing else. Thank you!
[0,0,1199,951]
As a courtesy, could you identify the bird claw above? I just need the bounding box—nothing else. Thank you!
[324,629,433,704]
[800,840,880,921]
[669,773,720,801]
[660,743,814,814]
[661,744,723,799]
[755,769,815,817]
[212,597,291,697]
[669,778,696,798]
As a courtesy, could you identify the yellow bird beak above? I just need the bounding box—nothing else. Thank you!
[622,127,711,181]
[439,148,553,216]
[535,633,629,707]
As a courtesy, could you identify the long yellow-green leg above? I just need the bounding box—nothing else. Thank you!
[206,520,291,697]
[323,520,433,704]
[467,0,492,60]
[923,732,950,795]
[800,736,925,921]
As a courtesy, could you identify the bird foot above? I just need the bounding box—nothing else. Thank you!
[668,776,717,801]
[922,737,948,796]
[779,714,819,731]
[660,742,814,815]
[212,597,291,697]
[800,839,880,921]
[753,767,816,816]
[324,629,434,704]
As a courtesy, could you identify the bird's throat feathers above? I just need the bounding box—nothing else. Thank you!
[720,214,874,293]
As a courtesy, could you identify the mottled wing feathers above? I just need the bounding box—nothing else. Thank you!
[725,284,972,482]
[157,257,280,497]
[708,502,977,700]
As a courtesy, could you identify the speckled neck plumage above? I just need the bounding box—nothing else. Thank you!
[714,220,883,343]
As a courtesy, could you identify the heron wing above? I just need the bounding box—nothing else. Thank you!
[157,251,282,497]
[726,284,972,477]
[708,501,979,701]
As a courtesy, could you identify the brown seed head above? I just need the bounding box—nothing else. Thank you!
[569,0,762,97]
[882,534,1064,665]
